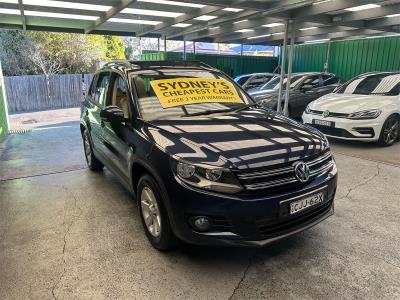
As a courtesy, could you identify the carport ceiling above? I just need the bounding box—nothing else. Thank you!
[0,0,399,45]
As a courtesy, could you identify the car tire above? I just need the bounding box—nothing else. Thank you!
[378,115,399,147]
[137,174,176,251]
[82,128,104,171]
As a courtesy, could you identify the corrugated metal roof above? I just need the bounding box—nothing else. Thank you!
[0,0,398,45]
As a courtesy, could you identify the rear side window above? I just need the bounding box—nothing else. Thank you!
[88,74,98,97]
[302,75,321,87]
[322,75,339,85]
[236,76,250,85]
[93,72,111,106]
[251,76,269,84]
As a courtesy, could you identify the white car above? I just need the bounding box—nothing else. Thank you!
[302,72,400,146]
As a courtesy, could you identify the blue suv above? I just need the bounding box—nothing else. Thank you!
[80,61,337,250]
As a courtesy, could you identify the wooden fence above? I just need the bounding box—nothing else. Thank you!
[4,73,94,113]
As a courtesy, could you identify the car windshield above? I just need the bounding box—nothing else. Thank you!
[259,75,303,91]
[335,73,400,96]
[132,69,253,121]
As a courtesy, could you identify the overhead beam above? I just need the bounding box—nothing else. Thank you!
[180,16,284,41]
[250,28,382,45]
[331,3,400,24]
[240,25,364,44]
[215,22,314,43]
[85,0,137,34]
[240,24,388,45]
[161,0,313,40]
[289,0,388,20]
[296,28,382,43]
[165,10,262,39]
[17,0,26,31]
[366,16,400,31]
[168,0,315,13]
[136,5,222,37]
[167,0,391,42]
[198,0,397,43]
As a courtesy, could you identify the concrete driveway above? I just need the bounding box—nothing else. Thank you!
[0,121,399,300]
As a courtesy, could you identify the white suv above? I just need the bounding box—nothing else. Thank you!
[302,72,400,146]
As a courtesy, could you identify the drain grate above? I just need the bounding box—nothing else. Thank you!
[8,129,33,134]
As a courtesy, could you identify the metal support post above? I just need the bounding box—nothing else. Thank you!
[277,20,289,113]
[284,20,296,117]
[183,40,187,60]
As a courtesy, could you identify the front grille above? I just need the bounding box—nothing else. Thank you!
[237,150,334,192]
[257,199,333,238]
[311,125,353,138]
[308,109,349,118]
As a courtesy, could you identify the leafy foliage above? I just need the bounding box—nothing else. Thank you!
[0,30,126,76]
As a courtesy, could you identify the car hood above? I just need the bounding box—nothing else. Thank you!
[144,109,328,170]
[310,93,395,113]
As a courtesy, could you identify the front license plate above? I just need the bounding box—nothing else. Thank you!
[290,192,324,215]
[313,119,334,127]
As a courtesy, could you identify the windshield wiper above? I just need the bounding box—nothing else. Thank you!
[181,108,234,117]
[233,103,259,112]
[180,103,260,117]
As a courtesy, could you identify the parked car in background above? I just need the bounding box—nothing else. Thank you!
[248,72,343,119]
[234,73,275,91]
[303,72,400,146]
[80,60,337,250]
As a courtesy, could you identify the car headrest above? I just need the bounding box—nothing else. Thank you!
[135,77,147,98]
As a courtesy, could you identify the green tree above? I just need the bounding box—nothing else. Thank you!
[0,30,36,75]
[103,35,125,61]
[0,30,126,75]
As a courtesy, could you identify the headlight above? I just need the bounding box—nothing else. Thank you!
[177,162,195,179]
[347,109,381,119]
[305,105,311,114]
[171,159,242,194]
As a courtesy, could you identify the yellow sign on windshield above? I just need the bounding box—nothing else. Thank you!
[150,78,242,108]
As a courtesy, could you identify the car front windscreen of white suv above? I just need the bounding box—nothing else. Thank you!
[336,73,400,96]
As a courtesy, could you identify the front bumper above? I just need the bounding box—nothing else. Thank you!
[161,165,337,246]
[302,113,383,141]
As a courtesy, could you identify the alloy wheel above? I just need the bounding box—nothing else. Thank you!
[383,118,399,145]
[140,186,162,238]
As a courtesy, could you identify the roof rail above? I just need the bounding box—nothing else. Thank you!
[129,60,214,70]
[102,60,132,68]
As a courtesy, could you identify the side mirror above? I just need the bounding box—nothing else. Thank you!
[100,106,125,123]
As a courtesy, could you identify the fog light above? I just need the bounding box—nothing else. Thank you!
[192,216,211,232]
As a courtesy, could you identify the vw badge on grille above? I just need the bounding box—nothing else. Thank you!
[323,110,330,118]
[294,162,310,183]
